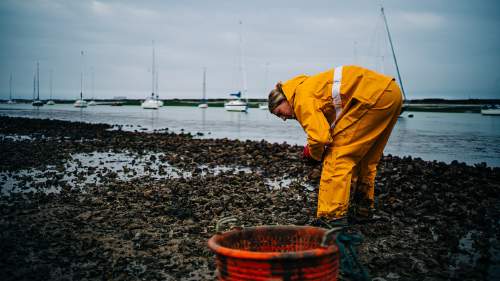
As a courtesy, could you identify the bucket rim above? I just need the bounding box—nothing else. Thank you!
[207,225,339,260]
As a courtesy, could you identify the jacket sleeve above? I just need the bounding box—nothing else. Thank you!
[295,96,333,161]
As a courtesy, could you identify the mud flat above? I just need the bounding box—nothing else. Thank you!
[0,116,499,280]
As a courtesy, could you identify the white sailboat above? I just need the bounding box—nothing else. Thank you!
[74,99,87,108]
[141,94,159,109]
[7,73,15,104]
[32,62,44,107]
[481,105,500,115]
[46,69,55,105]
[225,21,248,112]
[198,67,208,108]
[74,51,88,108]
[225,96,248,111]
[142,41,161,109]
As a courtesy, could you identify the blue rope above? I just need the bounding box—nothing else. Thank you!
[335,231,370,281]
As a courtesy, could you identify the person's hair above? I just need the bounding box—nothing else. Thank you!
[268,83,286,113]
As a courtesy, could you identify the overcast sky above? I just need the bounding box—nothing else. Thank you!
[1,0,499,100]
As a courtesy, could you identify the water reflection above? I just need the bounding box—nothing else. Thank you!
[79,107,85,121]
[149,109,159,130]
[200,108,206,130]
[228,111,245,135]
[390,116,409,156]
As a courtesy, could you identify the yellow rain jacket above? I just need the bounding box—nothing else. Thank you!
[281,65,402,218]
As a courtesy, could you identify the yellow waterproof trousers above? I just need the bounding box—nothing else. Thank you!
[317,81,403,218]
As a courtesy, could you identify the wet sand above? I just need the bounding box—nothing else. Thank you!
[0,116,499,280]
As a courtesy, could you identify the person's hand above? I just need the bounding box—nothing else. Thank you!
[302,145,313,159]
[302,144,323,165]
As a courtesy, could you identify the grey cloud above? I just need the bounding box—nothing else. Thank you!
[1,0,499,100]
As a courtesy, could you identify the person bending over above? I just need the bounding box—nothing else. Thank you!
[268,65,402,223]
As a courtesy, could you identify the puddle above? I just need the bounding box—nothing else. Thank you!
[449,231,481,273]
[488,236,500,279]
[449,230,500,279]
[1,151,309,195]
[0,134,35,141]
[265,177,315,191]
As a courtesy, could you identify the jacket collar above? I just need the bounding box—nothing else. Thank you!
[281,75,308,110]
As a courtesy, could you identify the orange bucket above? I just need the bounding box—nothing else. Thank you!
[208,219,340,281]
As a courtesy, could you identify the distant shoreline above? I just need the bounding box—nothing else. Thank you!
[2,98,499,112]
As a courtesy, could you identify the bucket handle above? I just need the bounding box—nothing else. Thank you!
[321,226,344,247]
[216,216,240,234]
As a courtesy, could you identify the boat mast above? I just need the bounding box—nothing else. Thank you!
[91,67,94,100]
[156,68,159,100]
[381,6,407,101]
[202,67,207,102]
[80,51,84,100]
[9,73,12,100]
[50,69,53,100]
[152,40,155,99]
[264,62,269,94]
[239,21,248,102]
[33,71,36,100]
[37,61,40,100]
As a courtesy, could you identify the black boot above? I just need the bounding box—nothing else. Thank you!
[311,217,348,228]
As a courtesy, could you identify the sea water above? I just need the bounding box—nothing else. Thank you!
[1,103,499,167]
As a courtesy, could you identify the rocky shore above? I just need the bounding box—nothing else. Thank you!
[0,116,499,281]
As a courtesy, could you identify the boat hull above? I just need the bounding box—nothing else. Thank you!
[198,103,208,108]
[141,99,160,109]
[74,100,88,108]
[32,101,44,107]
[224,100,248,112]
[481,109,500,115]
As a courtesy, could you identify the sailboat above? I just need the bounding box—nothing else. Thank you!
[225,21,248,112]
[198,67,208,108]
[46,70,55,105]
[7,73,15,104]
[32,62,44,107]
[142,41,161,109]
[88,68,96,106]
[380,6,408,113]
[481,105,500,115]
[225,92,248,111]
[74,51,88,108]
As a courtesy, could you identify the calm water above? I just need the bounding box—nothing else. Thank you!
[1,103,500,167]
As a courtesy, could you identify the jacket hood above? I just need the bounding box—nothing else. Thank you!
[281,75,308,106]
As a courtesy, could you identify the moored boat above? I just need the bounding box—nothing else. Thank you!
[481,105,500,115]
[141,96,160,109]
[224,98,248,112]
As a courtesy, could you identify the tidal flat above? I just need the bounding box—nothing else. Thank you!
[0,116,498,280]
